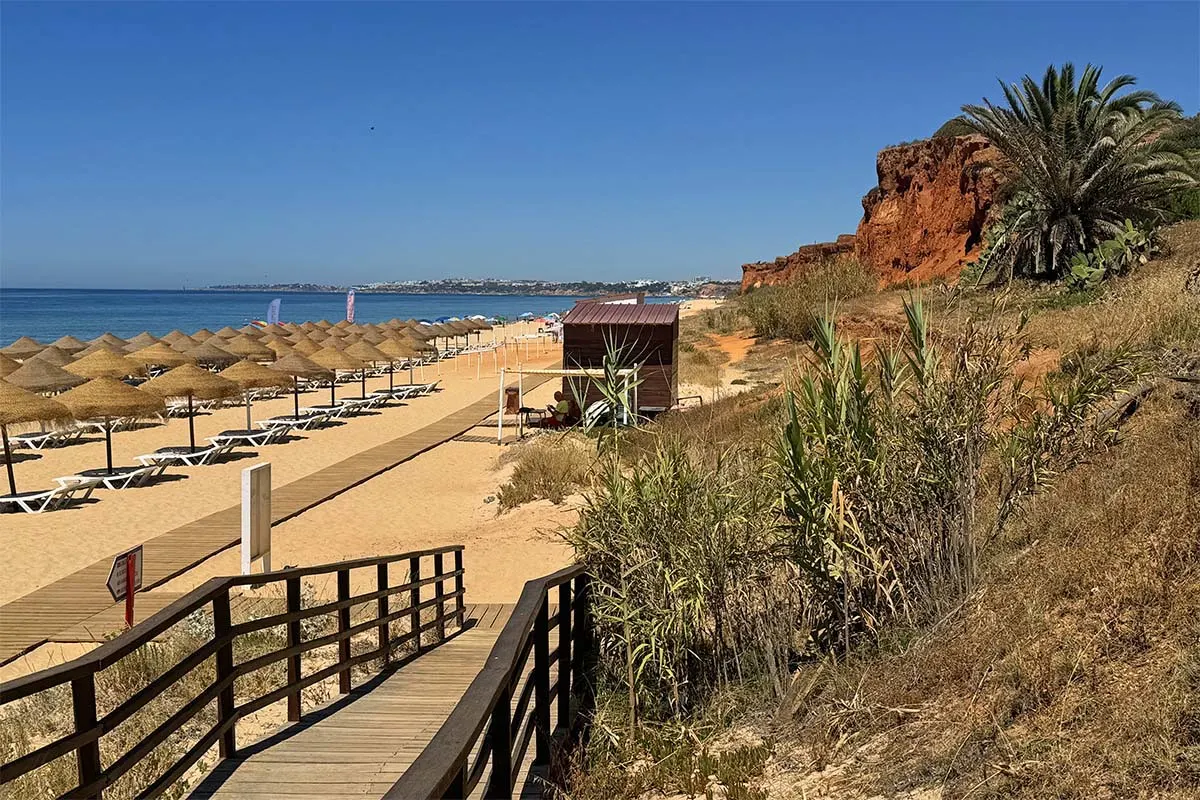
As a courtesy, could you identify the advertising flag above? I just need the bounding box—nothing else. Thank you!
[266,298,281,326]
[346,290,356,323]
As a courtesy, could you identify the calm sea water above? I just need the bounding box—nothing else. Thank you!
[0,289,600,342]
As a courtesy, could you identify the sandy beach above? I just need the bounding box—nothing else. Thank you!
[2,324,567,607]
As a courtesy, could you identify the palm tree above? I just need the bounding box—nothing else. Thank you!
[962,63,1197,280]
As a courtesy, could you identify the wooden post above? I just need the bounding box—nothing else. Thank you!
[337,569,351,694]
[533,597,551,766]
[286,576,302,721]
[557,582,572,730]
[454,549,465,629]
[71,674,102,796]
[377,563,390,664]
[484,683,513,799]
[434,553,447,641]
[213,590,237,758]
[409,556,422,654]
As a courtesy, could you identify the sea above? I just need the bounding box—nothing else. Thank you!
[0,289,628,343]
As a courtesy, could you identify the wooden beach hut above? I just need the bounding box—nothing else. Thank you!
[560,301,679,414]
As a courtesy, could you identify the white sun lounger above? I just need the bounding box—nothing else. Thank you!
[257,413,330,432]
[207,428,283,448]
[9,427,85,450]
[0,477,101,514]
[55,464,167,491]
[136,441,234,468]
[371,385,421,401]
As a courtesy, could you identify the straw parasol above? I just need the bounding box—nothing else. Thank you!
[377,338,419,388]
[191,328,217,341]
[315,320,334,330]
[0,381,74,494]
[89,332,128,348]
[161,330,191,344]
[184,340,238,367]
[223,334,275,362]
[219,360,294,429]
[270,352,332,417]
[343,340,391,397]
[264,339,294,357]
[56,377,166,472]
[2,336,46,359]
[129,342,195,369]
[51,335,89,354]
[66,349,147,380]
[6,359,87,394]
[0,354,19,378]
[125,332,161,350]
[291,338,322,356]
[142,364,240,450]
[165,333,202,353]
[309,347,363,405]
[238,324,265,337]
[31,346,75,367]
[213,326,241,339]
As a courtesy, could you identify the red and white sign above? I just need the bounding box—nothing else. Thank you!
[107,545,144,628]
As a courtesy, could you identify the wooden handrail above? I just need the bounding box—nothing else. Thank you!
[0,545,465,798]
[386,563,594,799]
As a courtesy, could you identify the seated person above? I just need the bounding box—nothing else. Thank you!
[547,391,571,425]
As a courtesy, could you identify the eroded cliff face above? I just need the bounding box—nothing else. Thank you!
[740,234,857,292]
[854,135,1000,284]
[740,135,1001,292]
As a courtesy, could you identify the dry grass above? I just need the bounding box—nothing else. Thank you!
[780,394,1200,799]
[496,432,595,509]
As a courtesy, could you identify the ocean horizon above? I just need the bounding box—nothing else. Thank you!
[0,288,657,342]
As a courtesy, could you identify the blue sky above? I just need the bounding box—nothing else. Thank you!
[2,2,1197,289]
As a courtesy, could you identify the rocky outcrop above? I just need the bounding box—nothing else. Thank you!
[741,234,857,292]
[854,135,1001,284]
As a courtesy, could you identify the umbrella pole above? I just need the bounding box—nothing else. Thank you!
[361,369,367,399]
[389,364,394,393]
[2,425,15,495]
[245,391,253,430]
[188,394,196,450]
[105,418,114,473]
[330,380,336,406]
[293,378,300,417]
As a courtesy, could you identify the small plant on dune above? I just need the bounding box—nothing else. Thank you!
[496,433,594,509]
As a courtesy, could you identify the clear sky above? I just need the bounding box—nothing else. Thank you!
[2,1,1197,289]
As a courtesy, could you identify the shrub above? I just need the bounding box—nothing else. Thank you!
[565,445,792,720]
[738,257,874,341]
[496,433,593,509]
[1065,219,1154,290]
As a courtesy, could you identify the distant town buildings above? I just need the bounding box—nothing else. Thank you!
[205,277,739,297]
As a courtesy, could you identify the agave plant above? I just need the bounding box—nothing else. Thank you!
[963,63,1197,280]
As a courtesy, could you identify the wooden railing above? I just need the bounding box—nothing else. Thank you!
[0,545,465,798]
[387,565,594,799]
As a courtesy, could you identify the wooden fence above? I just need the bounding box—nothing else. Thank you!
[387,565,594,799]
[0,545,464,798]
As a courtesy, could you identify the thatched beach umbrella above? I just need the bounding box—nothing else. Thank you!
[291,338,322,356]
[125,332,161,351]
[184,340,238,368]
[343,340,390,398]
[270,352,332,417]
[0,354,19,378]
[264,339,294,358]
[310,347,363,405]
[213,326,241,339]
[2,336,46,359]
[165,333,202,353]
[314,320,334,330]
[238,325,264,337]
[31,346,75,367]
[66,349,147,380]
[378,338,419,387]
[143,364,239,450]
[56,377,166,472]
[130,342,195,370]
[223,334,274,362]
[89,333,128,349]
[191,328,217,341]
[6,359,87,394]
[51,335,89,354]
[219,360,294,429]
[0,381,73,494]
[73,341,124,358]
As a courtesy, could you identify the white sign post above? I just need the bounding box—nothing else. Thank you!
[241,463,272,574]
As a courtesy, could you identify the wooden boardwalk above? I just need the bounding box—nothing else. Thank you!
[187,604,538,800]
[0,371,558,665]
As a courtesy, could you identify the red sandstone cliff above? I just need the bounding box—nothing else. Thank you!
[740,234,857,292]
[854,135,1000,284]
[740,135,1001,291]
